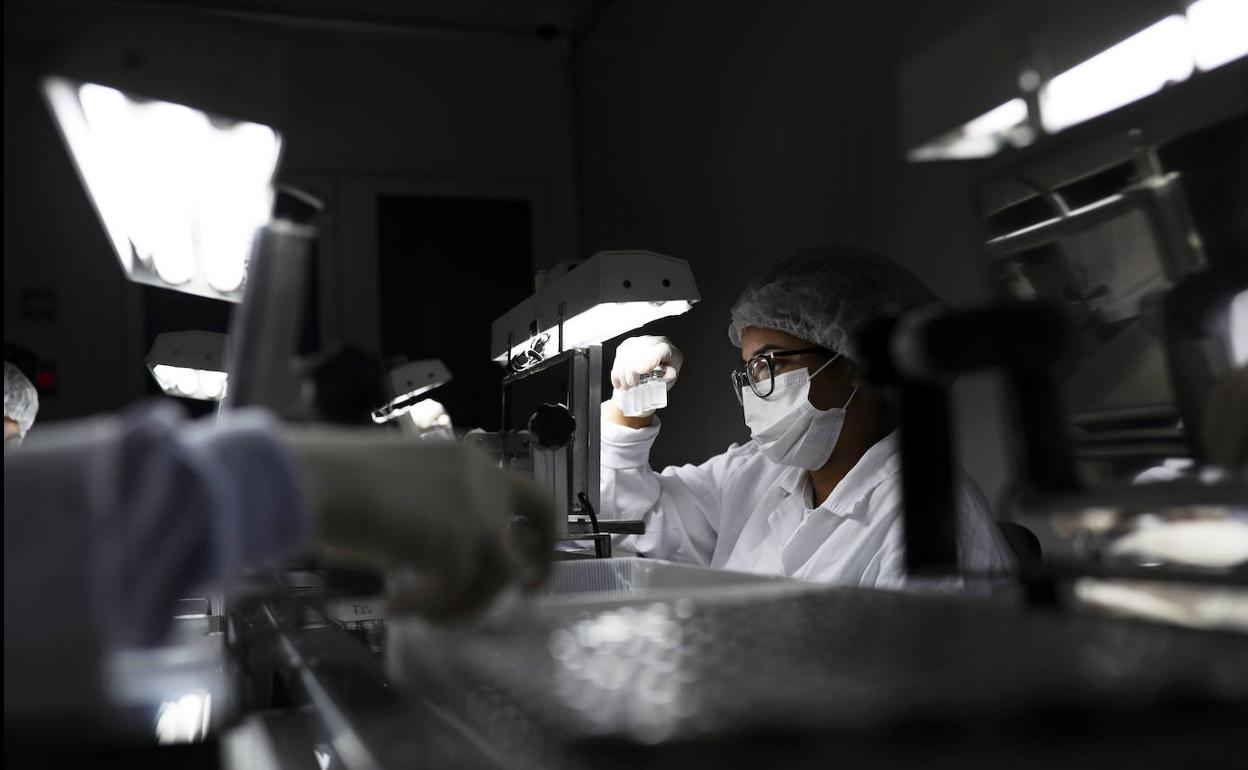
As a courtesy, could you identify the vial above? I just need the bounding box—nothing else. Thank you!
[617,369,668,417]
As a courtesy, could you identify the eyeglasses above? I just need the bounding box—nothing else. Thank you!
[730,346,829,403]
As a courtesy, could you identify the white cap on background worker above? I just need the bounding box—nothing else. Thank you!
[4,361,39,447]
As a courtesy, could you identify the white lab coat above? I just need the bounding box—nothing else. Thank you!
[599,413,1015,589]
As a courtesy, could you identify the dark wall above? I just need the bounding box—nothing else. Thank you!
[4,51,148,422]
[575,0,1011,505]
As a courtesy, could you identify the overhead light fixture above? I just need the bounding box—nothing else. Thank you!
[491,251,699,364]
[146,332,229,401]
[371,359,453,424]
[42,77,282,301]
[905,2,1245,163]
[155,691,212,745]
[1230,288,1248,368]
[1038,15,1195,134]
[1186,0,1248,71]
[906,98,1033,161]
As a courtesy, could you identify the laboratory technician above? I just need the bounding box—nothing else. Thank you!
[600,248,1015,588]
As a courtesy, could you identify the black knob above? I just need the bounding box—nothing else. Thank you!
[528,403,576,448]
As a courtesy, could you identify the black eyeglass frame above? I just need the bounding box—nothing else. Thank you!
[730,346,830,403]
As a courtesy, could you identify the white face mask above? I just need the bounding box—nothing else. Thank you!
[742,355,856,470]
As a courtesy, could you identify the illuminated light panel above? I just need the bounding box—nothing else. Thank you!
[151,365,229,401]
[908,98,1032,161]
[493,300,694,363]
[155,692,212,744]
[371,385,443,424]
[42,78,281,301]
[373,359,452,423]
[1231,288,1248,367]
[1187,0,1248,70]
[1039,15,1195,133]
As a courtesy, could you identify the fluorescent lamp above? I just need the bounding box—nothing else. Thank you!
[371,359,453,424]
[155,691,212,744]
[1187,0,1248,71]
[1039,15,1195,133]
[42,77,282,301]
[146,332,229,401]
[907,98,1032,161]
[1231,288,1248,367]
[512,301,695,364]
[492,251,699,363]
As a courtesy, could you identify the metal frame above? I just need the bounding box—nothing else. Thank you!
[982,139,1229,461]
[500,346,601,540]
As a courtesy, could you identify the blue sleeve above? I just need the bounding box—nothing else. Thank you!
[4,401,310,659]
[97,402,311,646]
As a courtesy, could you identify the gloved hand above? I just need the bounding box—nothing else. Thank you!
[405,399,451,431]
[402,399,454,440]
[283,429,554,618]
[610,335,683,391]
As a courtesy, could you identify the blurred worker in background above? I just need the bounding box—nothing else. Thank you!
[602,247,1014,589]
[4,361,39,447]
[4,400,552,729]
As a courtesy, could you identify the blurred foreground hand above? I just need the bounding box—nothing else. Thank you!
[285,428,554,618]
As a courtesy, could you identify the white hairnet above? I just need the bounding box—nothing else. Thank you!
[729,247,940,361]
[5,361,39,439]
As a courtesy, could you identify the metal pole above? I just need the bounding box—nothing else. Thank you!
[223,220,317,415]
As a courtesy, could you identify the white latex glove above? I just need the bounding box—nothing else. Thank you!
[402,399,453,438]
[610,335,683,391]
[284,429,554,618]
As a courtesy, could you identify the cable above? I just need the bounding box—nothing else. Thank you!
[507,333,552,375]
[577,491,601,535]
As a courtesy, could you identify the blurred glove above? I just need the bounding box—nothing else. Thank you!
[406,399,451,431]
[610,335,683,391]
[403,399,454,440]
[283,429,554,618]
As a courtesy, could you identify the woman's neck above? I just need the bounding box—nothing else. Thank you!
[809,419,891,507]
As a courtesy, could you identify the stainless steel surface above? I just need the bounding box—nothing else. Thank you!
[237,601,510,770]
[539,558,815,612]
[387,584,1248,768]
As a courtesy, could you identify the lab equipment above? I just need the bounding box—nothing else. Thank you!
[146,331,230,402]
[491,250,699,365]
[44,73,319,419]
[41,77,282,302]
[222,220,316,415]
[370,358,453,427]
[488,252,699,556]
[494,346,607,551]
[886,20,1248,606]
[900,0,1248,161]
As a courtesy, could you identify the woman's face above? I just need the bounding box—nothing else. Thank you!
[737,326,856,410]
